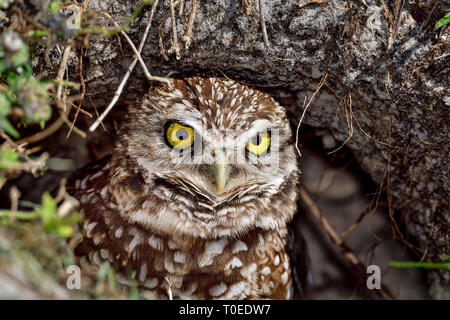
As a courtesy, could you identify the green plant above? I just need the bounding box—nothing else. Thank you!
[435,12,450,29]
[0,192,81,238]
[389,254,450,269]
[0,32,52,138]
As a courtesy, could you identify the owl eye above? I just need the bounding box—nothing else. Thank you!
[165,122,195,149]
[246,131,270,156]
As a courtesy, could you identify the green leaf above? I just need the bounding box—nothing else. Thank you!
[0,117,20,138]
[27,30,49,38]
[49,1,60,14]
[440,254,450,261]
[10,43,30,69]
[108,268,119,292]
[56,225,73,237]
[0,92,11,116]
[0,149,19,162]
[97,262,111,280]
[389,260,450,269]
[435,12,450,29]
[39,192,57,226]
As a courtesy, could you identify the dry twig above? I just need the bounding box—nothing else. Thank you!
[327,92,353,154]
[182,0,198,49]
[300,187,394,300]
[169,0,181,59]
[295,74,328,157]
[89,3,168,132]
[66,46,87,139]
[56,41,74,111]
[258,0,270,49]
[0,130,49,176]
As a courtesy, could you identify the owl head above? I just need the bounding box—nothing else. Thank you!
[109,77,299,239]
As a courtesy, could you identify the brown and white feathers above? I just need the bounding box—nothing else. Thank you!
[67,77,308,299]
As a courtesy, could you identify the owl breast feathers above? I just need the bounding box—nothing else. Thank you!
[67,77,308,299]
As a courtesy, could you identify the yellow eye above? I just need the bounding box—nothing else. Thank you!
[246,132,270,156]
[166,122,194,149]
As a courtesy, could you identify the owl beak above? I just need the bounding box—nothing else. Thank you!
[215,150,229,194]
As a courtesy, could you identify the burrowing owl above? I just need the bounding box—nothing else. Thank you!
[67,77,308,299]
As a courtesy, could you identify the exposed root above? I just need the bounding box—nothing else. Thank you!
[89,2,167,132]
[14,118,65,145]
[353,112,392,148]
[295,74,328,157]
[66,46,87,140]
[178,0,185,16]
[384,151,423,257]
[8,186,20,222]
[55,41,74,112]
[103,12,169,83]
[182,0,198,49]
[327,92,353,154]
[258,0,270,49]
[159,25,170,61]
[169,0,181,59]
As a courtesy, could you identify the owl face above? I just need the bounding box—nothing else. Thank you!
[111,77,298,238]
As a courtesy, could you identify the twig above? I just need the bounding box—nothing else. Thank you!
[159,25,170,61]
[104,12,170,83]
[66,46,87,139]
[353,112,392,147]
[384,151,423,256]
[89,2,166,132]
[0,130,31,160]
[300,187,394,300]
[170,0,181,59]
[182,0,198,49]
[295,74,328,157]
[298,0,330,9]
[70,102,92,117]
[58,107,87,138]
[258,0,270,49]
[14,117,65,145]
[0,130,49,176]
[56,41,73,112]
[178,0,184,15]
[386,0,405,51]
[420,0,438,33]
[8,186,20,223]
[103,13,152,80]
[55,178,79,217]
[341,205,376,237]
[44,35,52,67]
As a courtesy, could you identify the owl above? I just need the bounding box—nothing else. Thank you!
[67,77,309,299]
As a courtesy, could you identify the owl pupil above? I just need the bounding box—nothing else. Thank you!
[176,128,189,140]
[252,134,262,145]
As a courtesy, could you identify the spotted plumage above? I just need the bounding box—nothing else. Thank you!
[67,77,308,299]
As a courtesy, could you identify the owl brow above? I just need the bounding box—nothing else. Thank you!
[241,126,274,142]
